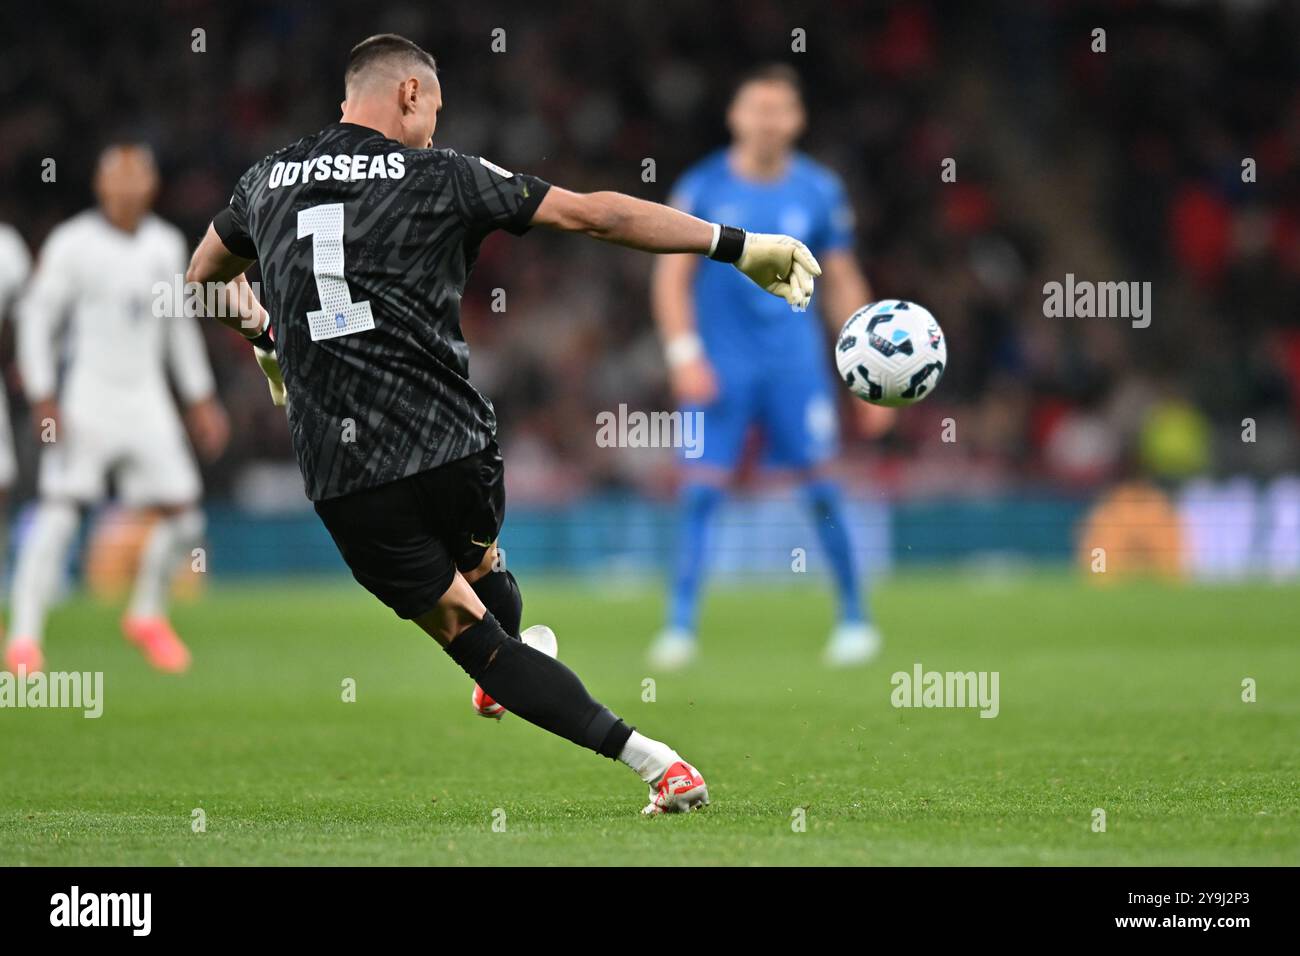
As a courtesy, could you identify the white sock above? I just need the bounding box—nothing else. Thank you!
[617,730,678,785]
[9,501,79,644]
[128,508,204,620]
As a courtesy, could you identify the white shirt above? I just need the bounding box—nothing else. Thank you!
[18,210,215,411]
[0,223,31,315]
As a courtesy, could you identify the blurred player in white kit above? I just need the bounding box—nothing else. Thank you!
[3,144,228,675]
[0,222,32,633]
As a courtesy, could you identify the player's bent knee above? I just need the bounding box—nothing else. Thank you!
[414,573,486,647]
[462,544,497,585]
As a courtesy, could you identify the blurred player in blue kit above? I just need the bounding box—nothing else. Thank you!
[649,64,892,669]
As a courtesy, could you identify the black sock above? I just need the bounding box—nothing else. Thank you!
[470,569,523,637]
[445,613,633,758]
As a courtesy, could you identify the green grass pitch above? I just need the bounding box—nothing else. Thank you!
[0,573,1296,866]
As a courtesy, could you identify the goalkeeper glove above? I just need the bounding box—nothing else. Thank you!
[244,318,287,407]
[709,225,821,309]
[253,344,286,407]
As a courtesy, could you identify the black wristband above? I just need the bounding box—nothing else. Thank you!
[708,224,746,263]
[246,327,275,352]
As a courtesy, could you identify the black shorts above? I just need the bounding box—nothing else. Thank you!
[314,442,505,619]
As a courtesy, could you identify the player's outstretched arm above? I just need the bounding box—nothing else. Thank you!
[531,187,821,309]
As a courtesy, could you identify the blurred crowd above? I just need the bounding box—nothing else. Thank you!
[1,0,1297,505]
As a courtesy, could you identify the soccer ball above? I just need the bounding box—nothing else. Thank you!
[834,300,947,406]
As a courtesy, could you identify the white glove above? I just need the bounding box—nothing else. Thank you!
[253,344,287,407]
[733,232,822,309]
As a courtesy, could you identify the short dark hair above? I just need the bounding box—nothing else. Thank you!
[733,63,803,99]
[345,34,437,90]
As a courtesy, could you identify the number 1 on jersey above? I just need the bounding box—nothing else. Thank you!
[297,203,376,342]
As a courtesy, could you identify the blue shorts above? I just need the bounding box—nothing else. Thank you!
[682,361,839,471]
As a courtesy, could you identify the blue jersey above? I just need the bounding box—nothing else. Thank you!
[669,150,856,470]
[669,149,855,374]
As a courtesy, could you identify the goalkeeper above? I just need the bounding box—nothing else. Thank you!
[187,33,818,816]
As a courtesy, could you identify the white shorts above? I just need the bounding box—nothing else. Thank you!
[38,398,201,507]
[0,388,16,489]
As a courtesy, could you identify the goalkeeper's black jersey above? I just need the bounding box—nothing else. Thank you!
[215,122,550,501]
